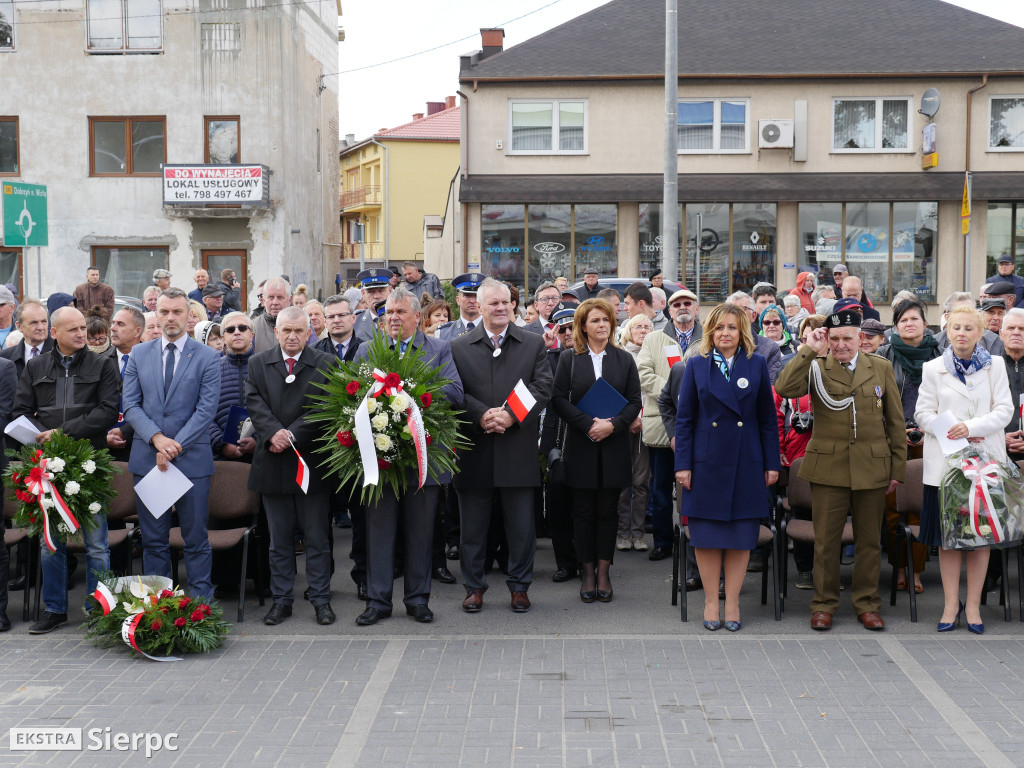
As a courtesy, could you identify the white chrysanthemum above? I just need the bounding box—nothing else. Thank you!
[979,525,992,536]
[371,413,389,430]
[373,433,393,452]
[81,460,96,474]
[89,502,102,514]
[58,522,71,534]
[365,397,378,413]
[48,458,66,473]
[64,480,81,496]
[40,498,55,510]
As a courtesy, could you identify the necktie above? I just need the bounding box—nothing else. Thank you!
[491,334,501,350]
[286,358,295,375]
[164,344,175,395]
[466,321,474,332]
[400,340,408,354]
[30,346,38,358]
[336,343,345,360]
[120,355,128,378]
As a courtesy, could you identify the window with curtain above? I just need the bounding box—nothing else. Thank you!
[677,99,748,153]
[833,98,909,151]
[990,97,1024,149]
[90,117,165,175]
[509,100,586,154]
[88,0,162,52]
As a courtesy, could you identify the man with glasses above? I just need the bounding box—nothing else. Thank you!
[436,273,486,342]
[1,299,53,380]
[212,312,257,460]
[315,295,358,362]
[523,281,562,349]
[351,269,392,343]
[638,289,701,562]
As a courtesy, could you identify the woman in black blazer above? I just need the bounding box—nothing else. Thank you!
[552,299,643,603]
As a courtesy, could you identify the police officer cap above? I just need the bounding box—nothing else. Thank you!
[356,268,392,288]
[372,299,388,317]
[551,306,576,327]
[824,309,861,329]
[451,272,486,293]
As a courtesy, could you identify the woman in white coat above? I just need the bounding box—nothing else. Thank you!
[915,306,1013,634]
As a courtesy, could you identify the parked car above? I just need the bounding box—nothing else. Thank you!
[114,295,145,316]
[569,276,684,300]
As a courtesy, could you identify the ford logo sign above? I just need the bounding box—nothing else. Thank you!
[586,235,605,246]
[534,242,565,254]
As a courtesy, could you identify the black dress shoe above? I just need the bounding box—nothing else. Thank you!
[8,574,33,592]
[446,545,459,561]
[264,604,292,626]
[314,603,336,626]
[356,583,368,601]
[596,589,613,603]
[433,566,457,584]
[684,577,703,592]
[648,547,670,561]
[303,587,311,601]
[0,612,10,632]
[356,607,392,626]
[29,611,67,635]
[580,589,596,603]
[406,604,433,623]
[552,568,577,583]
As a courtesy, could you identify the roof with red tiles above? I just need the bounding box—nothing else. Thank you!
[375,107,461,141]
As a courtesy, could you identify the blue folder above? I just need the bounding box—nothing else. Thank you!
[576,376,628,419]
[222,405,250,445]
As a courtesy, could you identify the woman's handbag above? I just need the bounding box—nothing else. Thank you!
[546,354,574,485]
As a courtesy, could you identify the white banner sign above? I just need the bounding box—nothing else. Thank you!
[162,165,268,205]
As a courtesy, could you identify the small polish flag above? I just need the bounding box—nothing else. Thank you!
[1019,393,1023,422]
[93,582,116,616]
[665,344,682,367]
[287,435,310,494]
[507,379,537,423]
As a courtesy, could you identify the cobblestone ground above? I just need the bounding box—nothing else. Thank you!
[2,534,1021,767]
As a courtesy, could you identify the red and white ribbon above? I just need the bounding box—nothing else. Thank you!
[962,456,1006,544]
[24,457,80,552]
[121,614,182,662]
[286,435,309,494]
[92,583,116,615]
[354,370,429,491]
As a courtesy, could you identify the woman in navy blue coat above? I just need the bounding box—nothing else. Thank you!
[675,303,780,631]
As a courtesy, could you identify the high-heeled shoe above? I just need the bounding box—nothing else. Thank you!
[967,620,985,635]
[596,589,613,603]
[702,619,721,631]
[937,602,964,633]
[724,620,742,632]
[580,589,596,603]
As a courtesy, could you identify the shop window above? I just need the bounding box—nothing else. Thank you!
[205,116,240,164]
[832,98,910,151]
[92,246,169,299]
[90,117,165,176]
[731,204,776,295]
[509,100,587,154]
[989,97,1024,150]
[481,204,526,288]
[527,204,572,288]
[0,0,14,49]
[87,0,162,52]
[684,204,731,303]
[985,202,1024,277]
[0,117,17,175]
[677,99,749,153]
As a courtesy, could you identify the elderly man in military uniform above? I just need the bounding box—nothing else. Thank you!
[775,309,906,632]
[352,269,393,343]
[435,273,486,342]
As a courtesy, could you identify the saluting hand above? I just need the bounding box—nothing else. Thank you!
[803,327,829,356]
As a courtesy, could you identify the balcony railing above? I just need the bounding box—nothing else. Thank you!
[340,185,382,209]
[341,242,384,260]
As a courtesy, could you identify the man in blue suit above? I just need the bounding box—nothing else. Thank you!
[123,287,222,599]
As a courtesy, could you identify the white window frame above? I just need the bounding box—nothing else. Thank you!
[831,97,912,153]
[507,99,588,156]
[0,0,15,51]
[86,0,163,53]
[676,98,750,154]
[988,95,1024,152]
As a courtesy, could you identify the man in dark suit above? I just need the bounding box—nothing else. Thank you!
[353,288,463,626]
[245,306,335,625]
[0,299,53,379]
[0,353,19,632]
[123,288,223,600]
[105,306,145,463]
[315,294,358,361]
[450,278,553,613]
[14,306,120,634]
[522,281,561,350]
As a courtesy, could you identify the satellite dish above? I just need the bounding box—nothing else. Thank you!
[919,88,941,117]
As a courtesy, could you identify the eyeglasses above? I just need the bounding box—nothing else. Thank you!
[537,296,559,304]
[556,326,572,334]
[256,294,263,300]
[326,312,353,320]
[671,301,694,308]
[223,325,250,334]
[762,320,782,327]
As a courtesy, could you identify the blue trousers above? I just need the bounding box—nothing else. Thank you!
[41,516,109,614]
[135,475,213,599]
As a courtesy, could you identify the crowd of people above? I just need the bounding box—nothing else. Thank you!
[0,259,1021,636]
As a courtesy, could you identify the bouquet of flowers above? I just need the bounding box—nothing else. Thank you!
[939,445,1024,550]
[307,334,469,506]
[85,575,231,660]
[2,431,117,551]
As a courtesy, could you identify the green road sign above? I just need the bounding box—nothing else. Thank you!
[2,181,48,247]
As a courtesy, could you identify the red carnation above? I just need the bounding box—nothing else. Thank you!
[11,472,20,483]
[150,619,163,631]
[419,392,432,408]
[198,604,212,617]
[159,589,174,599]
[190,609,205,623]
[345,381,360,395]
[384,373,401,390]
[177,597,190,609]
[173,617,186,629]
[160,606,170,614]
[425,435,432,446]
[337,430,354,447]
[28,467,44,484]
[28,515,37,524]
[378,459,391,470]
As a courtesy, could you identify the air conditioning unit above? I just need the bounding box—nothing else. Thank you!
[758,119,794,149]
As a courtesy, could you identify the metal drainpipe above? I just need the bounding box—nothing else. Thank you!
[370,138,389,267]
[965,74,988,172]
[456,91,470,268]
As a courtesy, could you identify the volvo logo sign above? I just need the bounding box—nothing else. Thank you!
[533,242,565,254]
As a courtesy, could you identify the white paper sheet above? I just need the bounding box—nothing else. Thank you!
[134,462,194,519]
[931,411,970,455]
[3,415,43,445]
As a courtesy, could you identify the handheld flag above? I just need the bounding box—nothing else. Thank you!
[506,379,537,423]
[665,344,682,367]
[287,435,309,494]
